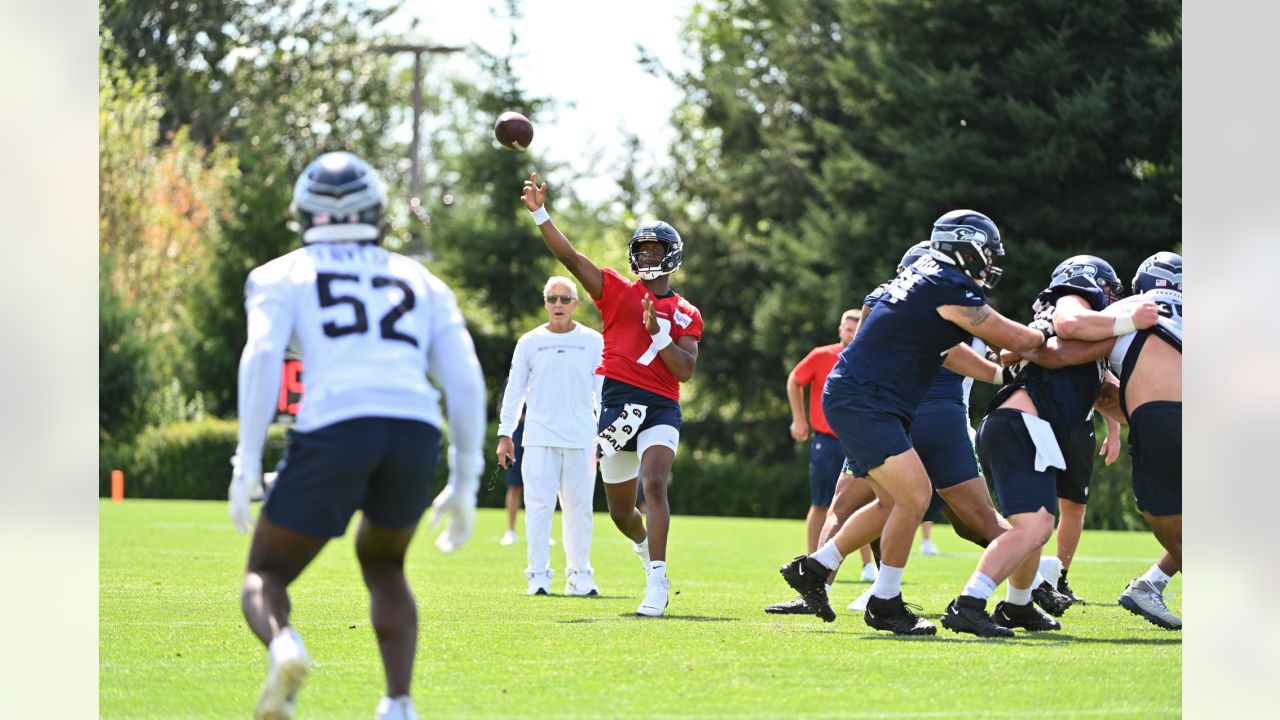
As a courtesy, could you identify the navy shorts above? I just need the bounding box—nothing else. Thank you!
[264,417,442,538]
[823,387,912,477]
[596,378,682,455]
[1129,401,1182,516]
[808,432,843,507]
[924,489,947,523]
[505,421,525,488]
[912,407,981,489]
[1056,419,1096,504]
[976,409,1058,517]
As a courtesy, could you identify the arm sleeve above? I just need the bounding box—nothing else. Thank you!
[235,272,294,474]
[426,287,487,487]
[496,335,531,437]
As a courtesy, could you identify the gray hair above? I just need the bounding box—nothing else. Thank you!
[543,275,579,299]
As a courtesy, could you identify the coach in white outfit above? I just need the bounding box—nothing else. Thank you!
[497,276,605,596]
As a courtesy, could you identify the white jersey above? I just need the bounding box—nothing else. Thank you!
[1108,288,1183,372]
[236,242,486,479]
[498,323,604,449]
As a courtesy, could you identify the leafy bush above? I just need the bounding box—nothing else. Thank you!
[117,419,288,500]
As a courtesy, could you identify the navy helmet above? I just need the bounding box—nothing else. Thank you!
[929,209,1004,287]
[897,241,932,273]
[291,151,387,243]
[629,221,684,280]
[1132,251,1182,294]
[1051,255,1124,303]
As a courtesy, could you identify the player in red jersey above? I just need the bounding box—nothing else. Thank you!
[523,171,703,617]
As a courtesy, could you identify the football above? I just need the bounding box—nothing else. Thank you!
[494,111,534,151]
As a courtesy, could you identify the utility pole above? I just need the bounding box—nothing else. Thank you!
[371,43,465,205]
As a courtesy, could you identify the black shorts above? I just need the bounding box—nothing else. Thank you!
[912,407,981,489]
[596,379,683,455]
[1056,419,1096,504]
[1129,401,1182,516]
[976,409,1058,517]
[808,432,843,507]
[264,417,442,538]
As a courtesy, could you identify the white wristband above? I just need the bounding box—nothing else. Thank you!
[529,206,550,225]
[1112,313,1137,337]
[991,366,1004,385]
[651,332,673,352]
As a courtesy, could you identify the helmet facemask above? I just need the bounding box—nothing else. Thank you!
[628,222,683,280]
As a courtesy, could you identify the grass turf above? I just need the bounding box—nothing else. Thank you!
[100,500,1180,718]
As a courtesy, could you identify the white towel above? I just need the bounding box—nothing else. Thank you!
[1021,413,1067,472]
[596,403,648,457]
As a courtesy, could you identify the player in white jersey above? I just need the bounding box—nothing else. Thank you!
[496,276,605,597]
[228,152,487,720]
[1007,251,1181,629]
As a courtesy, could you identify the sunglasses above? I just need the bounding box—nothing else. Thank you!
[544,294,577,304]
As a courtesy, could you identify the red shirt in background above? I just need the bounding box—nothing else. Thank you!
[791,343,843,436]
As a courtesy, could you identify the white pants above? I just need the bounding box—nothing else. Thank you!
[522,445,595,577]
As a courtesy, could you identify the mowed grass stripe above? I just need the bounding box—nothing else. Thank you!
[101,500,1180,719]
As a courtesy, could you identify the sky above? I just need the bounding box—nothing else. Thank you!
[377,0,695,205]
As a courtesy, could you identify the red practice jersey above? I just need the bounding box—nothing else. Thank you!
[592,267,704,401]
[791,343,843,436]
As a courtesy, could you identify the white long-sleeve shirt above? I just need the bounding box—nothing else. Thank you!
[497,323,604,450]
[236,242,486,483]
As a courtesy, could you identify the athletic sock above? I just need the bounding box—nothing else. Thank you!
[824,583,832,596]
[1006,582,1032,605]
[648,561,666,578]
[962,572,997,602]
[871,563,904,600]
[635,537,649,552]
[1034,572,1048,587]
[1140,563,1172,588]
[811,540,844,571]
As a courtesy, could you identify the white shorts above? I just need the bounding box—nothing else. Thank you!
[598,424,681,484]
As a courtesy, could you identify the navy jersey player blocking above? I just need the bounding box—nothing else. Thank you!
[778,210,1049,636]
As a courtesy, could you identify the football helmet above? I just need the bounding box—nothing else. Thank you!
[929,209,1004,287]
[629,221,684,280]
[291,151,386,243]
[1132,251,1182,294]
[897,241,932,273]
[1050,255,1125,303]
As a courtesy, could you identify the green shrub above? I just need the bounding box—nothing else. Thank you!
[119,419,288,500]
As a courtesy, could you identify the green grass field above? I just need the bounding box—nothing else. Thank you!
[100,500,1180,719]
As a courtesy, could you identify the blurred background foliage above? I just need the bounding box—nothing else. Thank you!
[99,0,1178,530]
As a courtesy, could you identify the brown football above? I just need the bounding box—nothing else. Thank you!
[494,111,534,151]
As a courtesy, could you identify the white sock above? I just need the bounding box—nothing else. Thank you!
[962,572,997,601]
[1034,572,1048,587]
[1141,563,1172,587]
[871,563,904,599]
[648,561,666,578]
[635,537,649,551]
[811,540,844,571]
[863,561,877,572]
[824,583,831,595]
[1006,582,1032,605]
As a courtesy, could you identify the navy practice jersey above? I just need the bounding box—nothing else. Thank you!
[829,257,986,416]
[994,276,1110,439]
[863,279,973,408]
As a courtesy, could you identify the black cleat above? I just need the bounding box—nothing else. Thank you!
[1032,579,1073,617]
[993,600,1061,631]
[779,555,836,622]
[1057,570,1083,604]
[941,595,1015,638]
[765,596,816,615]
[863,593,937,635]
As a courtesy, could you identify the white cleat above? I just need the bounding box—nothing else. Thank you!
[500,530,517,546]
[847,587,874,612]
[920,539,940,556]
[565,570,600,597]
[255,627,311,720]
[526,570,552,596]
[376,694,419,720]
[633,539,651,576]
[636,574,670,617]
[860,562,879,582]
[1118,578,1182,630]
